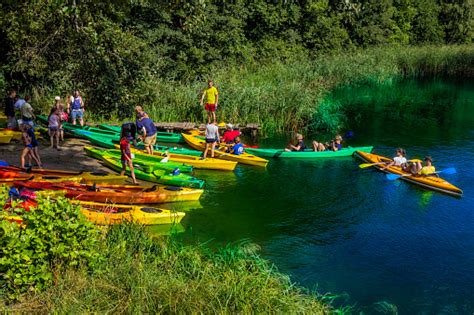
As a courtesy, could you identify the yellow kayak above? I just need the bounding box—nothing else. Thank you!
[0,134,13,144]
[124,146,237,171]
[78,201,186,225]
[0,129,41,140]
[355,151,463,197]
[181,133,268,167]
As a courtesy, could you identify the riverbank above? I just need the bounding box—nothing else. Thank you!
[93,45,474,134]
[1,222,331,313]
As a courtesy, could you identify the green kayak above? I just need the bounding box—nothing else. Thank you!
[245,146,374,158]
[89,151,204,188]
[36,114,85,132]
[84,146,194,173]
[98,123,185,143]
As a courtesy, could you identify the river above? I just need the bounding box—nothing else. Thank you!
[174,78,473,313]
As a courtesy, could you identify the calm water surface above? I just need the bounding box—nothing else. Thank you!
[178,79,474,314]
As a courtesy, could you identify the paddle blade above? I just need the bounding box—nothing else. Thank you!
[359,163,375,169]
[442,167,457,175]
[0,161,9,166]
[386,173,401,181]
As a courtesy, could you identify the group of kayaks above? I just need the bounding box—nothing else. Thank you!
[1,117,464,228]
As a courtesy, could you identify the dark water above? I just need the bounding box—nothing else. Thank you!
[178,79,474,314]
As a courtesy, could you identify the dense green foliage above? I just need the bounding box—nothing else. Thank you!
[1,1,473,131]
[0,186,100,300]
[1,221,330,313]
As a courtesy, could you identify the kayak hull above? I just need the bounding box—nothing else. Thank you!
[14,181,203,204]
[355,151,463,197]
[246,146,373,158]
[79,202,186,225]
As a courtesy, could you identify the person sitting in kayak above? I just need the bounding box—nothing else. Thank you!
[326,135,343,151]
[230,137,244,155]
[285,134,306,152]
[382,148,407,170]
[119,134,138,184]
[312,140,325,151]
[410,156,436,176]
[222,123,241,144]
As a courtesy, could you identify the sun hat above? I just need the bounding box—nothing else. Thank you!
[54,96,61,101]
[226,123,233,129]
[424,156,433,163]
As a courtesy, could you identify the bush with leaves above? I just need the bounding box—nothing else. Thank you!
[0,186,101,300]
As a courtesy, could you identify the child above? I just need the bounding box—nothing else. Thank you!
[26,124,42,166]
[201,122,219,159]
[20,124,42,168]
[48,107,60,149]
[285,134,306,152]
[382,148,407,170]
[230,137,244,155]
[120,133,138,184]
[200,80,219,124]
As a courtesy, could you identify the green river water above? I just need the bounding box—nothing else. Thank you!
[156,78,474,314]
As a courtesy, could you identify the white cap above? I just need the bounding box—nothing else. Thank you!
[226,123,233,129]
[54,96,61,101]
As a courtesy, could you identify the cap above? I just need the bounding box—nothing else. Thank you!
[226,123,233,129]
[54,96,60,101]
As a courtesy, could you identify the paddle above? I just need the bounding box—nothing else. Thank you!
[359,162,386,169]
[386,167,457,181]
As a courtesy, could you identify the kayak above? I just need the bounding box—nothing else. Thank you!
[355,151,463,197]
[79,202,186,225]
[98,123,185,143]
[0,169,83,183]
[187,129,259,148]
[245,146,374,158]
[0,128,41,140]
[100,154,204,188]
[0,166,127,185]
[125,146,237,171]
[0,134,13,144]
[36,115,84,132]
[181,133,269,167]
[14,181,203,204]
[84,146,194,173]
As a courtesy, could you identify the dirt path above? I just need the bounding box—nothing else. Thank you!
[1,136,110,173]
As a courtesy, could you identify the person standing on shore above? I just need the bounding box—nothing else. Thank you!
[200,80,219,124]
[71,90,84,126]
[4,89,16,128]
[136,116,157,155]
[201,122,219,159]
[20,95,35,126]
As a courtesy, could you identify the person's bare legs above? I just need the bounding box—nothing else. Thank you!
[207,111,211,124]
[128,160,138,184]
[202,143,210,159]
[33,147,42,166]
[210,142,216,158]
[212,111,216,124]
[49,131,54,148]
[20,148,29,168]
[79,118,84,127]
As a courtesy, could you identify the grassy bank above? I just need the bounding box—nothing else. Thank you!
[2,224,330,313]
[88,45,473,134]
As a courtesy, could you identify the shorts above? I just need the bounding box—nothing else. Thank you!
[144,133,157,147]
[205,138,217,143]
[49,127,58,132]
[25,144,33,149]
[71,109,84,120]
[205,103,216,112]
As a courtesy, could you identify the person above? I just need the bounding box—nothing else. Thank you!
[200,80,219,124]
[230,137,244,155]
[410,156,436,176]
[14,94,25,111]
[71,90,84,126]
[222,123,241,144]
[312,139,326,152]
[121,121,137,145]
[48,107,60,149]
[136,116,157,155]
[382,148,407,170]
[4,89,16,128]
[26,123,42,165]
[119,132,138,184]
[201,122,219,159]
[285,134,306,152]
[65,94,74,116]
[327,135,343,151]
[54,97,67,142]
[20,124,42,168]
[20,95,35,126]
[135,106,149,121]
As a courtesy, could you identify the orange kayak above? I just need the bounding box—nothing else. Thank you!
[355,151,463,197]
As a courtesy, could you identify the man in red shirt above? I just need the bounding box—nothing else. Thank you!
[221,124,241,144]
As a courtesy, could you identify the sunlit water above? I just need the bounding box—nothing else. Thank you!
[176,79,474,313]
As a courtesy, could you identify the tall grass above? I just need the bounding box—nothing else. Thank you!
[94,45,474,134]
[4,224,330,313]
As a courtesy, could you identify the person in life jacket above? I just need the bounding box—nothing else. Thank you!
[70,90,85,126]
